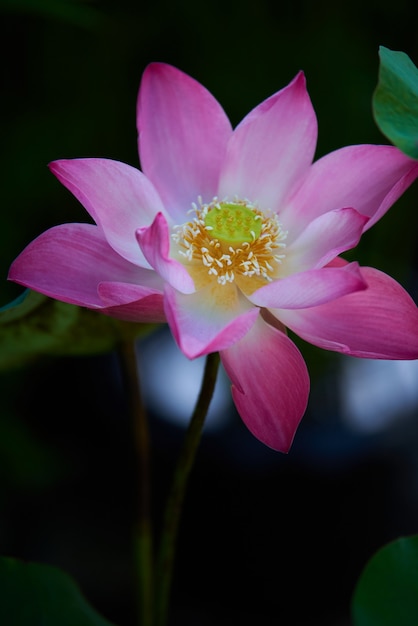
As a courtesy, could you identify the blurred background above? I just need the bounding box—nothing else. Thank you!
[1,1,418,625]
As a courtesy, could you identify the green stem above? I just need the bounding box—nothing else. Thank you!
[154,351,220,626]
[118,339,154,626]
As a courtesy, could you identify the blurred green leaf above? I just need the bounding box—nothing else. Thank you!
[373,45,418,158]
[0,556,117,625]
[0,289,158,370]
[352,535,418,626]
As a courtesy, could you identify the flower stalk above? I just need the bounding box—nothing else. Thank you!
[118,339,154,626]
[154,351,220,626]
[118,338,220,626]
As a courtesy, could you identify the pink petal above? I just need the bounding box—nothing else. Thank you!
[281,145,418,238]
[249,262,366,309]
[98,283,166,322]
[8,223,163,309]
[136,212,195,294]
[49,158,166,267]
[137,63,233,222]
[283,207,369,274]
[218,72,317,212]
[277,266,418,359]
[164,283,259,359]
[221,315,310,452]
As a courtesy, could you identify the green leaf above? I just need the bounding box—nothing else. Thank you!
[0,289,158,370]
[352,535,418,626]
[0,556,117,625]
[373,46,418,158]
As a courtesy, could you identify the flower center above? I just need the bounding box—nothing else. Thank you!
[204,202,262,244]
[172,197,287,290]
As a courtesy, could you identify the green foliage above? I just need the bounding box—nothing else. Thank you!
[352,535,418,626]
[0,556,117,625]
[0,289,157,370]
[373,46,418,158]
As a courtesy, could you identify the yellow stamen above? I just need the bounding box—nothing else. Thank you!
[172,198,287,293]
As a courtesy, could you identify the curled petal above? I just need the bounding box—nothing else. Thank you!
[8,223,159,308]
[164,283,259,359]
[136,212,195,294]
[249,262,366,309]
[219,71,317,212]
[137,62,232,222]
[221,315,310,452]
[281,144,418,238]
[277,266,418,359]
[283,207,369,273]
[50,158,166,267]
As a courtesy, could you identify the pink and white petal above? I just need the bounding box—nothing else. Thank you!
[49,158,166,267]
[164,282,259,359]
[280,144,418,238]
[98,282,166,322]
[282,207,369,274]
[220,315,310,452]
[218,72,317,212]
[249,262,367,309]
[276,267,418,359]
[136,213,195,294]
[8,223,158,308]
[137,63,233,223]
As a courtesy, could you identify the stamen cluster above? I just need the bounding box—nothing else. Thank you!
[172,198,287,286]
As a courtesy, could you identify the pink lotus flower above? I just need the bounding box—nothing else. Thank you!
[9,63,418,452]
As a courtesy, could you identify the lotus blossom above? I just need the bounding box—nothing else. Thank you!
[9,63,418,452]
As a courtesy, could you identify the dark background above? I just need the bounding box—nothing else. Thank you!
[2,1,418,625]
